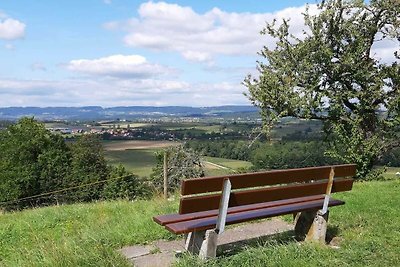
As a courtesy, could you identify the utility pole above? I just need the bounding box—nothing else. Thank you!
[163,150,168,200]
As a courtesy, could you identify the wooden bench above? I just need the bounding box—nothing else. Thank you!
[153,164,356,259]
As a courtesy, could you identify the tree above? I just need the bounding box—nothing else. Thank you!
[244,0,400,179]
[0,119,147,209]
[67,134,109,201]
[151,145,204,193]
[0,118,71,206]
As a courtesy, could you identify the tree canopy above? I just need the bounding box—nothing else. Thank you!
[0,118,146,209]
[244,0,400,178]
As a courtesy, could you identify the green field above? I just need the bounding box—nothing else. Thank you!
[270,119,322,139]
[1,180,400,266]
[105,149,158,177]
[105,149,253,178]
[103,140,253,178]
[103,140,176,177]
[204,156,253,169]
[203,156,253,176]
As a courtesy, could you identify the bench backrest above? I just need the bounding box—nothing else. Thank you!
[179,164,356,214]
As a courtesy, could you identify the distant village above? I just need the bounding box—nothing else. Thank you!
[46,119,257,141]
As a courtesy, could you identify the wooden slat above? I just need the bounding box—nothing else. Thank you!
[167,198,345,234]
[154,195,326,226]
[179,178,353,214]
[181,164,356,195]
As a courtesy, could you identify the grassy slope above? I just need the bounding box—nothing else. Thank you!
[2,180,399,267]
[0,198,178,267]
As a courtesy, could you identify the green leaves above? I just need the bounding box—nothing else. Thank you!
[0,119,148,209]
[245,0,400,179]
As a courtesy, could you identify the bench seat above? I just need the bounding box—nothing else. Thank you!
[153,164,356,259]
[154,195,345,234]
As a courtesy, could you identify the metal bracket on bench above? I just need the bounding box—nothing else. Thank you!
[320,167,335,215]
[215,178,231,234]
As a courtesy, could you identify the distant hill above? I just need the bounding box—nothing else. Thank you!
[0,105,259,120]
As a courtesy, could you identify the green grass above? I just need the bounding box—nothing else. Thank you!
[381,167,400,180]
[1,180,400,266]
[203,156,253,176]
[105,149,157,177]
[204,156,253,169]
[176,180,400,266]
[0,198,179,267]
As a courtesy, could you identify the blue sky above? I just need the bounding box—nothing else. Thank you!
[0,0,396,107]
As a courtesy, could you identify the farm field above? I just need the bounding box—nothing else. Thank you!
[105,149,158,177]
[102,140,178,151]
[270,119,322,138]
[204,156,253,169]
[102,140,253,177]
[203,156,253,176]
[103,140,178,177]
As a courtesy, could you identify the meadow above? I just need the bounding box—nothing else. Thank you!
[103,140,253,177]
[1,179,399,266]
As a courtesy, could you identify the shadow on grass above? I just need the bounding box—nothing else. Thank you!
[216,230,297,257]
[215,225,341,258]
[326,225,340,244]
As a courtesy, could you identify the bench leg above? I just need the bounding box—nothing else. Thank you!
[184,229,218,259]
[294,210,329,243]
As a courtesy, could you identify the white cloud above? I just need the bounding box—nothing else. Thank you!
[0,77,248,107]
[0,17,26,40]
[66,54,175,78]
[106,2,319,62]
[106,1,399,64]
[182,51,212,63]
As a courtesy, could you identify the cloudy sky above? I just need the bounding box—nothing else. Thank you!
[0,1,398,107]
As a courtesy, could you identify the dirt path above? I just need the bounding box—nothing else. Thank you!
[119,218,293,267]
[202,161,230,170]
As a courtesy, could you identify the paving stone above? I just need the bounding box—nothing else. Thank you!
[153,240,185,252]
[131,251,176,267]
[120,218,293,266]
[119,245,153,259]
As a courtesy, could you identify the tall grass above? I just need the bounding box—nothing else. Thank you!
[0,198,178,267]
